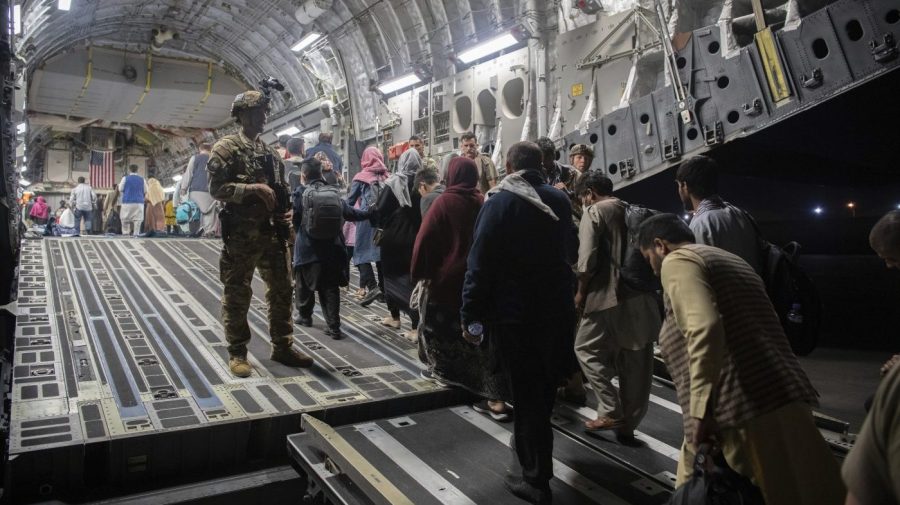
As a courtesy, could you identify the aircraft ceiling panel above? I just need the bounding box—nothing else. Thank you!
[28,47,245,128]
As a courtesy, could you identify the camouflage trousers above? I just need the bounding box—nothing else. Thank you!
[220,222,293,357]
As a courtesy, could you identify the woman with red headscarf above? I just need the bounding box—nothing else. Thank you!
[411,157,510,416]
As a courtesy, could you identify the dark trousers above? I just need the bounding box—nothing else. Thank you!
[496,322,566,487]
[357,262,377,290]
[73,208,92,234]
[295,269,341,331]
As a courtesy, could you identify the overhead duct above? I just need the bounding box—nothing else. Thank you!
[295,0,332,25]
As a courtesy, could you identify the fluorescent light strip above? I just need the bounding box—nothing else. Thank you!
[457,33,518,63]
[291,32,322,52]
[13,5,21,35]
[275,126,301,137]
[16,122,26,134]
[58,0,71,11]
[172,174,183,182]
[376,73,422,94]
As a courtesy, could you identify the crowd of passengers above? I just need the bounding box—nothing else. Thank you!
[281,132,898,505]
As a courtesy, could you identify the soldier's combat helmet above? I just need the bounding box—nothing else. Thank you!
[230,90,270,118]
[569,144,595,159]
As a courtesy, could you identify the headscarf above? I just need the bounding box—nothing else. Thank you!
[444,157,483,204]
[486,172,559,221]
[147,177,166,206]
[29,196,49,219]
[353,146,388,184]
[410,156,483,309]
[385,148,421,208]
[439,152,458,184]
[314,151,333,172]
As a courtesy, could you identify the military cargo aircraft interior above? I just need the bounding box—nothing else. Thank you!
[1,0,899,504]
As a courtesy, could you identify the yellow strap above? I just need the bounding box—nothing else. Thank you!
[755,29,792,105]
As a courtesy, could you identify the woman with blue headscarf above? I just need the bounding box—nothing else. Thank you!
[375,148,423,339]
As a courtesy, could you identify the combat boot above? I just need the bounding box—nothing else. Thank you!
[271,345,314,368]
[229,356,252,378]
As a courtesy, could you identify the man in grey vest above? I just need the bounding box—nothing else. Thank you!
[181,142,219,237]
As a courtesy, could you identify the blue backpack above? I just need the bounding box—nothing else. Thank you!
[176,200,200,225]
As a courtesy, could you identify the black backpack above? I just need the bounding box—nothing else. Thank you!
[734,207,821,356]
[301,183,344,240]
[618,202,662,292]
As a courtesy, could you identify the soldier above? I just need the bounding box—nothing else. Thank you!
[207,90,315,377]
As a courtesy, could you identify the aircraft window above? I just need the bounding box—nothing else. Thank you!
[589,133,598,144]
[717,76,730,89]
[639,113,650,124]
[609,163,618,174]
[501,78,525,118]
[727,110,740,124]
[886,9,899,24]
[686,127,699,140]
[708,40,720,54]
[676,56,687,69]
[454,96,472,133]
[607,124,617,136]
[812,38,829,59]
[477,89,497,126]
[845,20,864,41]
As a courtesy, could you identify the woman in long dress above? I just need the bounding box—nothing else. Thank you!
[411,156,510,402]
[144,177,166,234]
[375,149,422,340]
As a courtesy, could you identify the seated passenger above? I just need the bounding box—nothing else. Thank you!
[842,210,900,505]
[638,214,844,505]
[292,158,370,339]
[410,156,509,401]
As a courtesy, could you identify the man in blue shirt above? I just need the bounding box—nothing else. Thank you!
[118,164,148,237]
[304,132,342,175]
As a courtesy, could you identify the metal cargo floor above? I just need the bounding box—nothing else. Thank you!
[11,237,458,502]
[288,406,672,505]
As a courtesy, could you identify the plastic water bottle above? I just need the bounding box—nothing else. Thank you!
[787,303,803,324]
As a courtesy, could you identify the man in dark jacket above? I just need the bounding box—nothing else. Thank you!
[461,141,578,505]
[304,132,343,174]
[292,158,370,339]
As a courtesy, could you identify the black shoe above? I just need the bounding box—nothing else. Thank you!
[504,475,552,505]
[325,327,343,340]
[358,288,382,307]
[293,314,313,327]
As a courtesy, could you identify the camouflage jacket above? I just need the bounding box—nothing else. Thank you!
[207,131,286,212]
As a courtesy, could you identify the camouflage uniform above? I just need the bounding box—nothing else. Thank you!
[208,91,294,358]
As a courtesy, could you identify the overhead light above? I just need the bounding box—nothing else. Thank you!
[291,32,322,52]
[457,33,519,63]
[376,73,422,95]
[57,0,71,10]
[172,174,183,182]
[19,166,26,172]
[19,178,30,187]
[13,5,21,35]
[22,155,26,162]
[276,125,301,137]
[813,207,823,215]
[16,122,26,134]
[163,186,175,193]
